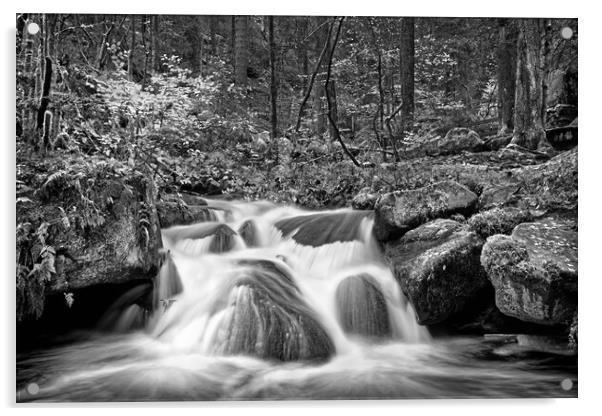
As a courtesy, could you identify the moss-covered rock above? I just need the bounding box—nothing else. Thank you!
[467,207,533,238]
[374,180,478,241]
[384,219,488,325]
[480,218,577,326]
[156,198,217,228]
[16,156,162,321]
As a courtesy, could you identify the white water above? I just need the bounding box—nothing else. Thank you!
[16,200,577,401]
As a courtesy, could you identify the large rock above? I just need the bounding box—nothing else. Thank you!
[335,273,391,338]
[351,187,379,210]
[467,207,533,238]
[214,259,335,361]
[480,218,577,326]
[156,199,216,228]
[385,219,489,325]
[401,128,484,158]
[374,180,478,241]
[16,160,162,321]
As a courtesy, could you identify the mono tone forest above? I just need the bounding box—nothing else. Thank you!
[16,14,578,401]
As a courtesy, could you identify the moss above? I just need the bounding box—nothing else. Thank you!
[468,207,533,238]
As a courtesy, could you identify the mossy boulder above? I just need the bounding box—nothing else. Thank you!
[480,218,577,326]
[156,197,217,228]
[16,156,162,321]
[384,219,488,325]
[467,207,533,238]
[374,180,478,241]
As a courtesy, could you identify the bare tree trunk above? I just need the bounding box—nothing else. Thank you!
[150,15,159,72]
[399,17,415,130]
[268,16,278,140]
[128,15,136,81]
[312,16,329,138]
[511,18,550,150]
[234,16,249,86]
[324,17,360,167]
[496,18,518,134]
[294,17,334,134]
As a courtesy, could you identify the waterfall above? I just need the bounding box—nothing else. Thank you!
[124,200,430,361]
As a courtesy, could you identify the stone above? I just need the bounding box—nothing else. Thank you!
[215,259,334,361]
[467,207,533,238]
[374,180,478,241]
[440,128,485,154]
[156,200,217,228]
[385,219,488,325]
[335,273,391,338]
[351,187,379,210]
[480,218,577,326]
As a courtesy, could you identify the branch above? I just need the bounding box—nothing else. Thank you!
[385,102,403,161]
[294,17,336,133]
[324,17,361,167]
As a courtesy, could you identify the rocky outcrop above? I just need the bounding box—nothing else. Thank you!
[480,218,577,326]
[384,219,488,325]
[351,187,379,210]
[16,161,163,321]
[374,180,478,241]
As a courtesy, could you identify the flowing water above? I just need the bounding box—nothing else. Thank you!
[16,200,577,401]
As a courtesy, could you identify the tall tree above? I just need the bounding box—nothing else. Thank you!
[399,17,415,131]
[268,16,278,140]
[312,16,328,138]
[496,18,518,134]
[511,18,551,150]
[128,15,136,81]
[234,15,249,86]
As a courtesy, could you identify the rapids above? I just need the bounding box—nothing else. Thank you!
[16,199,577,401]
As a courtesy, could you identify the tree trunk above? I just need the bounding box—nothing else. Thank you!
[234,16,249,86]
[399,17,415,131]
[268,16,278,140]
[150,15,159,72]
[128,15,136,81]
[511,18,550,150]
[496,18,518,134]
[313,16,328,138]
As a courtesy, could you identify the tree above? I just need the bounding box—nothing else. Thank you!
[399,17,415,130]
[234,16,249,86]
[496,18,518,134]
[268,16,278,140]
[511,18,551,150]
[128,15,136,81]
[312,16,328,138]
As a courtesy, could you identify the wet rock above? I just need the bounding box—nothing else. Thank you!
[275,211,373,246]
[156,200,216,228]
[385,219,488,325]
[480,218,577,326]
[374,180,478,241]
[467,207,533,238]
[335,274,391,338]
[238,219,259,247]
[351,187,379,210]
[216,259,334,361]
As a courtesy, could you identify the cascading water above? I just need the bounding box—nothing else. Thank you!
[16,200,577,401]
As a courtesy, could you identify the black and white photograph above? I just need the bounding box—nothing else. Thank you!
[13,7,581,404]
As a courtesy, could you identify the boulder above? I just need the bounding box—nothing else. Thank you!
[16,161,162,321]
[480,218,577,326]
[374,180,478,241]
[335,273,391,338]
[467,207,533,238]
[351,187,379,210]
[384,219,489,325]
[215,259,334,361]
[156,200,216,228]
[440,128,485,154]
